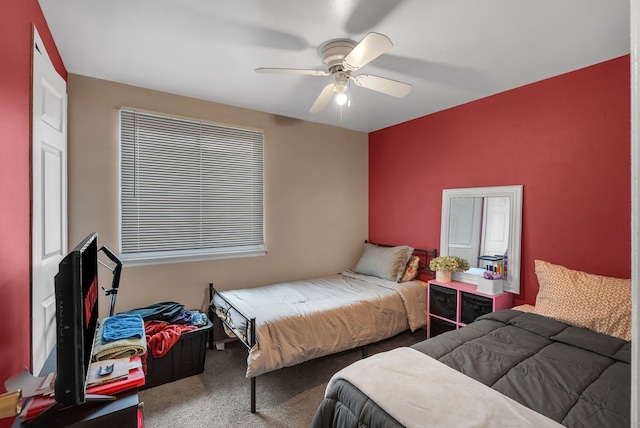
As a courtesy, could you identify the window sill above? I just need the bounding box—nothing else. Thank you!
[121,248,267,267]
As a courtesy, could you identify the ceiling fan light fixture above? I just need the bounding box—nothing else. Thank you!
[333,72,349,91]
[333,73,349,106]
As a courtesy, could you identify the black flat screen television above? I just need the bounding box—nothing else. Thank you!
[54,232,99,406]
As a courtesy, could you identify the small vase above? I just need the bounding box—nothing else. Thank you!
[436,271,452,283]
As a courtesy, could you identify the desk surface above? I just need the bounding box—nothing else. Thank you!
[12,351,141,428]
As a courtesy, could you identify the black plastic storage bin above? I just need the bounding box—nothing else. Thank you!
[142,320,213,390]
[429,316,457,337]
[429,284,457,320]
[461,292,493,325]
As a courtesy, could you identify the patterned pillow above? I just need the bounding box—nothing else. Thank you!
[533,260,631,341]
[353,243,414,282]
[400,256,420,282]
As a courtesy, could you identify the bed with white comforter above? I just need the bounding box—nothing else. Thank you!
[208,243,437,412]
[212,270,427,378]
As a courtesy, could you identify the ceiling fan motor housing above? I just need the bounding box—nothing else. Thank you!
[319,39,357,73]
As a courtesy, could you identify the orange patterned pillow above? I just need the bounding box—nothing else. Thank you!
[534,260,631,341]
[400,256,420,282]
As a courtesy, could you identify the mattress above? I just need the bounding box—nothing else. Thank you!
[312,309,631,427]
[210,270,427,378]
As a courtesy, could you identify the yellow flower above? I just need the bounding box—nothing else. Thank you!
[429,256,470,272]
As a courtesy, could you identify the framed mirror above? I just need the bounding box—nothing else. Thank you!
[439,185,523,294]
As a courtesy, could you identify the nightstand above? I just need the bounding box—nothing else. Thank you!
[427,280,513,338]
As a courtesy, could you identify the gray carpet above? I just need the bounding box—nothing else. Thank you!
[139,328,426,427]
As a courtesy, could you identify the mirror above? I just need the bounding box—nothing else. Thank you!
[439,185,523,294]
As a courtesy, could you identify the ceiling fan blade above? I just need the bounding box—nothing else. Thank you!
[309,84,335,113]
[342,32,392,71]
[350,74,412,98]
[255,68,329,76]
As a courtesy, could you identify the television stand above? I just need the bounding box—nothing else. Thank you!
[12,352,142,428]
[22,393,117,427]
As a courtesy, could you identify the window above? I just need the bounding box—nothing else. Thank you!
[119,109,264,265]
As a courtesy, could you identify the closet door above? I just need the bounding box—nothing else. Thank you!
[31,26,68,374]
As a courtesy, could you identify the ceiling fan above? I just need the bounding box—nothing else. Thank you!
[256,32,412,113]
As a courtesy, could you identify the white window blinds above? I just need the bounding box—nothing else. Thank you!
[120,109,264,264]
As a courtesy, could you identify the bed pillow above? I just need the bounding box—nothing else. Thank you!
[400,256,420,282]
[354,243,414,282]
[533,260,631,341]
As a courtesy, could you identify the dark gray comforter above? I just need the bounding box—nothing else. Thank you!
[311,309,630,427]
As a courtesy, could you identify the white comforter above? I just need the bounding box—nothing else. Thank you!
[212,271,426,377]
[326,347,564,428]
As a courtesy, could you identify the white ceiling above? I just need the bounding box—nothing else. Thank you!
[39,0,630,133]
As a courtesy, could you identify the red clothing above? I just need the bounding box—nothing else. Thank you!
[144,320,197,358]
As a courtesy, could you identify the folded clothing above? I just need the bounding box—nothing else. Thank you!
[122,302,193,324]
[93,319,147,361]
[103,313,144,343]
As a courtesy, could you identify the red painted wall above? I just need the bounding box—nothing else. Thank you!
[369,56,631,306]
[0,1,66,425]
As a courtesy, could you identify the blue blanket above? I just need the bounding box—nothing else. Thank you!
[102,313,145,343]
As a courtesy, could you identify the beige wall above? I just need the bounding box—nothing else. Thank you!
[67,74,368,317]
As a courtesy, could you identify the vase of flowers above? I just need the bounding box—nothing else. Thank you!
[429,256,470,283]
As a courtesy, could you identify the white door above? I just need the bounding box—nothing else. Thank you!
[481,196,510,256]
[31,26,68,374]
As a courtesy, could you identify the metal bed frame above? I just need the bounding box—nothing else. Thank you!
[207,243,438,413]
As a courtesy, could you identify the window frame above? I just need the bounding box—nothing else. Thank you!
[118,108,266,266]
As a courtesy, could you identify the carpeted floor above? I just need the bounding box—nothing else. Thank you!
[139,328,426,427]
